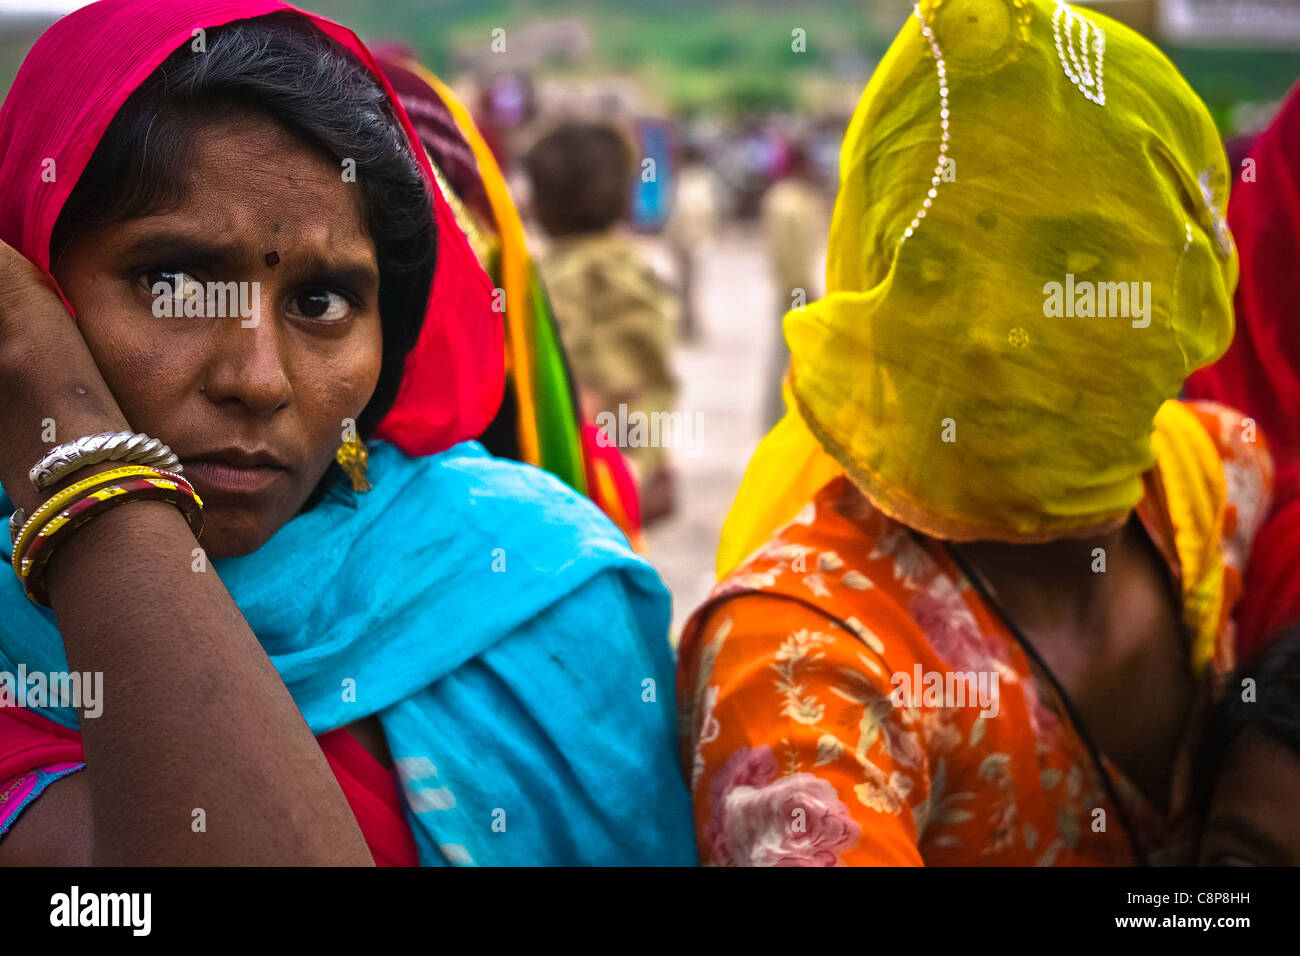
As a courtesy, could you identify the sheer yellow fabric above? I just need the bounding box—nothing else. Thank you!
[717,390,1232,672]
[716,381,841,576]
[718,0,1237,575]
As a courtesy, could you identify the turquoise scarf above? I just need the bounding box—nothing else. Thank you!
[0,440,697,866]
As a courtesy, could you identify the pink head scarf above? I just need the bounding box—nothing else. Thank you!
[0,0,504,456]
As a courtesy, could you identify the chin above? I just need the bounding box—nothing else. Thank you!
[197,509,279,559]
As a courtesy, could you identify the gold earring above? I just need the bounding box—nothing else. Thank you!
[335,438,372,492]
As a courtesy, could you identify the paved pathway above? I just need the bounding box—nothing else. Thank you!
[644,226,781,638]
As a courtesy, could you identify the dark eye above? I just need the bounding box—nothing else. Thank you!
[1064,248,1109,278]
[145,269,204,309]
[1026,214,1129,282]
[894,232,962,297]
[287,289,352,322]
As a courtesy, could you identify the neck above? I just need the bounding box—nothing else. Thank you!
[954,520,1131,631]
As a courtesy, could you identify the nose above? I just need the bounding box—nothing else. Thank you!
[200,285,292,416]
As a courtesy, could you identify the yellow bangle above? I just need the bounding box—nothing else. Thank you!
[10,464,169,575]
[17,471,203,604]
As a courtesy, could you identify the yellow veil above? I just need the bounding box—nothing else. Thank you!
[719,0,1237,577]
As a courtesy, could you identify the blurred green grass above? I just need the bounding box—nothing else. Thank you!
[307,0,885,114]
[298,0,1298,123]
[1,1,1296,125]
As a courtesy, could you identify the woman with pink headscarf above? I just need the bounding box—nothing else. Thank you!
[0,0,695,866]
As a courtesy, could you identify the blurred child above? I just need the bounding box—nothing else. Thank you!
[759,142,827,428]
[524,122,680,524]
[665,139,720,341]
[1195,627,1300,865]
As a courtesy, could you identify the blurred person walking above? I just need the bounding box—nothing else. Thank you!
[760,142,828,428]
[525,122,682,524]
[665,140,721,342]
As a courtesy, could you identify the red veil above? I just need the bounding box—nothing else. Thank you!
[1185,84,1300,658]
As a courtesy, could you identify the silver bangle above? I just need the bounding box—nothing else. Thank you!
[28,430,182,492]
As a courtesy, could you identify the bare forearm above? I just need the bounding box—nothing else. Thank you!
[0,242,371,865]
[43,499,372,866]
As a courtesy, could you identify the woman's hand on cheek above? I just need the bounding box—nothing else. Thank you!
[0,238,130,512]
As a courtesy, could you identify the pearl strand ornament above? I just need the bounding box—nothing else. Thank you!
[1053,1,1106,106]
[900,4,951,247]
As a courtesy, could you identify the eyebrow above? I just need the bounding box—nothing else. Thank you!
[1204,814,1290,865]
[119,233,241,269]
[117,232,380,290]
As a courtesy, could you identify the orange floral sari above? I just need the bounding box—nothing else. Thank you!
[678,402,1270,865]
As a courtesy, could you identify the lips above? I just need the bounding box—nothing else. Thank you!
[180,448,290,496]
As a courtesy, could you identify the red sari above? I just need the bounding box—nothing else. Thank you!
[1185,83,1300,659]
[0,707,419,866]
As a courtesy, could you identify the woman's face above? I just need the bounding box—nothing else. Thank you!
[52,113,384,558]
[1199,730,1300,866]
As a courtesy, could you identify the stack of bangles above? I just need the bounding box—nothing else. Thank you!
[7,431,203,606]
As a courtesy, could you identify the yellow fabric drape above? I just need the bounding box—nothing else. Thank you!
[720,0,1237,572]
[1150,400,1226,673]
[716,380,841,577]
[719,394,1230,674]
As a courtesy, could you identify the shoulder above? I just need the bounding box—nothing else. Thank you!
[538,235,609,280]
[373,440,637,553]
[351,440,667,654]
[437,565,694,865]
[409,441,673,648]
[707,476,930,605]
[495,564,672,679]
[681,477,938,681]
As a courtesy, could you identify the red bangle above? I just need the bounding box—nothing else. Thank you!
[20,474,204,605]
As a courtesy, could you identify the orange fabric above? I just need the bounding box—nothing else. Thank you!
[678,401,1270,866]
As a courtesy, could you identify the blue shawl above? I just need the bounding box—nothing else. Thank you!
[0,440,697,866]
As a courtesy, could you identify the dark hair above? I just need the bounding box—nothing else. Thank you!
[523,122,634,236]
[50,13,435,504]
[1193,626,1300,821]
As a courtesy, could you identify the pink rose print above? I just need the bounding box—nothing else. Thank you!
[706,746,862,866]
[911,579,1059,740]
[910,580,999,674]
